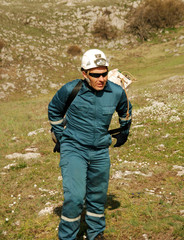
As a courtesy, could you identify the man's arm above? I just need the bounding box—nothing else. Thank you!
[113,90,132,147]
[48,85,69,143]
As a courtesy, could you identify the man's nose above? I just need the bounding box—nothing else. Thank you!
[99,75,105,81]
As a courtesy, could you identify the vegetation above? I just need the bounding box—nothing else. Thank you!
[67,45,82,56]
[126,0,184,40]
[92,16,118,40]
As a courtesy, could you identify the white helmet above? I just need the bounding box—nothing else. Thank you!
[81,49,109,70]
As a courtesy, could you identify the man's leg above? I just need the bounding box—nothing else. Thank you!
[85,148,110,240]
[58,144,87,240]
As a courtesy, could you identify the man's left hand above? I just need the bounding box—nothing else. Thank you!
[112,132,128,147]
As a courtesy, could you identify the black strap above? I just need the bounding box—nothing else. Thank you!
[108,126,127,135]
[63,80,83,115]
[108,122,131,135]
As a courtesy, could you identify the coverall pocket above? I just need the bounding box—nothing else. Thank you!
[69,103,89,114]
[102,106,115,125]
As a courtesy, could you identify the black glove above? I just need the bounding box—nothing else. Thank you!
[53,141,60,153]
[112,132,128,147]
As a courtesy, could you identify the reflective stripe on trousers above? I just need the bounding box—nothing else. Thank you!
[58,141,110,240]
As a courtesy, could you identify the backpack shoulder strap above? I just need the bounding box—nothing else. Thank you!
[63,80,83,115]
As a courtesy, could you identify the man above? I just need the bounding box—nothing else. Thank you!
[48,49,132,240]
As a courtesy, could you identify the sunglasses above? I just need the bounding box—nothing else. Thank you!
[88,71,108,78]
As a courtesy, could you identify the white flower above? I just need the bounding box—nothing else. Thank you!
[58,176,63,181]
[157,144,166,151]
[169,116,181,122]
[2,231,7,235]
[112,171,123,179]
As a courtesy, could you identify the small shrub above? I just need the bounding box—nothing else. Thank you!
[103,9,112,16]
[92,16,118,40]
[67,45,82,56]
[126,0,184,40]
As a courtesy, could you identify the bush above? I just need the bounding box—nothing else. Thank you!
[92,16,118,40]
[67,45,82,56]
[126,0,184,40]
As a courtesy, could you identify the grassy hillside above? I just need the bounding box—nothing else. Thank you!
[0,0,184,239]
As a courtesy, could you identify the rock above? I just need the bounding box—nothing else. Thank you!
[111,16,125,30]
[2,82,15,91]
[27,128,44,136]
[5,152,41,160]
[38,206,53,216]
[4,163,17,169]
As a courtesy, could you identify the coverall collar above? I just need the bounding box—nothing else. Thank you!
[79,80,113,96]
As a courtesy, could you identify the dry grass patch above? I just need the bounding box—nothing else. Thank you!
[126,0,184,40]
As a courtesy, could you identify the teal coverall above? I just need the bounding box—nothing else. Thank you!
[48,79,132,240]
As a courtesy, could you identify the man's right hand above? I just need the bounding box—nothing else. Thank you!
[53,141,60,153]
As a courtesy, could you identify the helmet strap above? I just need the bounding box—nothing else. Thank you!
[85,77,91,85]
[86,71,91,86]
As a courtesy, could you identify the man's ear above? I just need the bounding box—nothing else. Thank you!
[82,71,88,79]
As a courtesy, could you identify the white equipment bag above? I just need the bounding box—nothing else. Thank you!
[108,69,133,89]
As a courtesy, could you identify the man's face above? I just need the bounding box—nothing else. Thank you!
[82,67,108,91]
